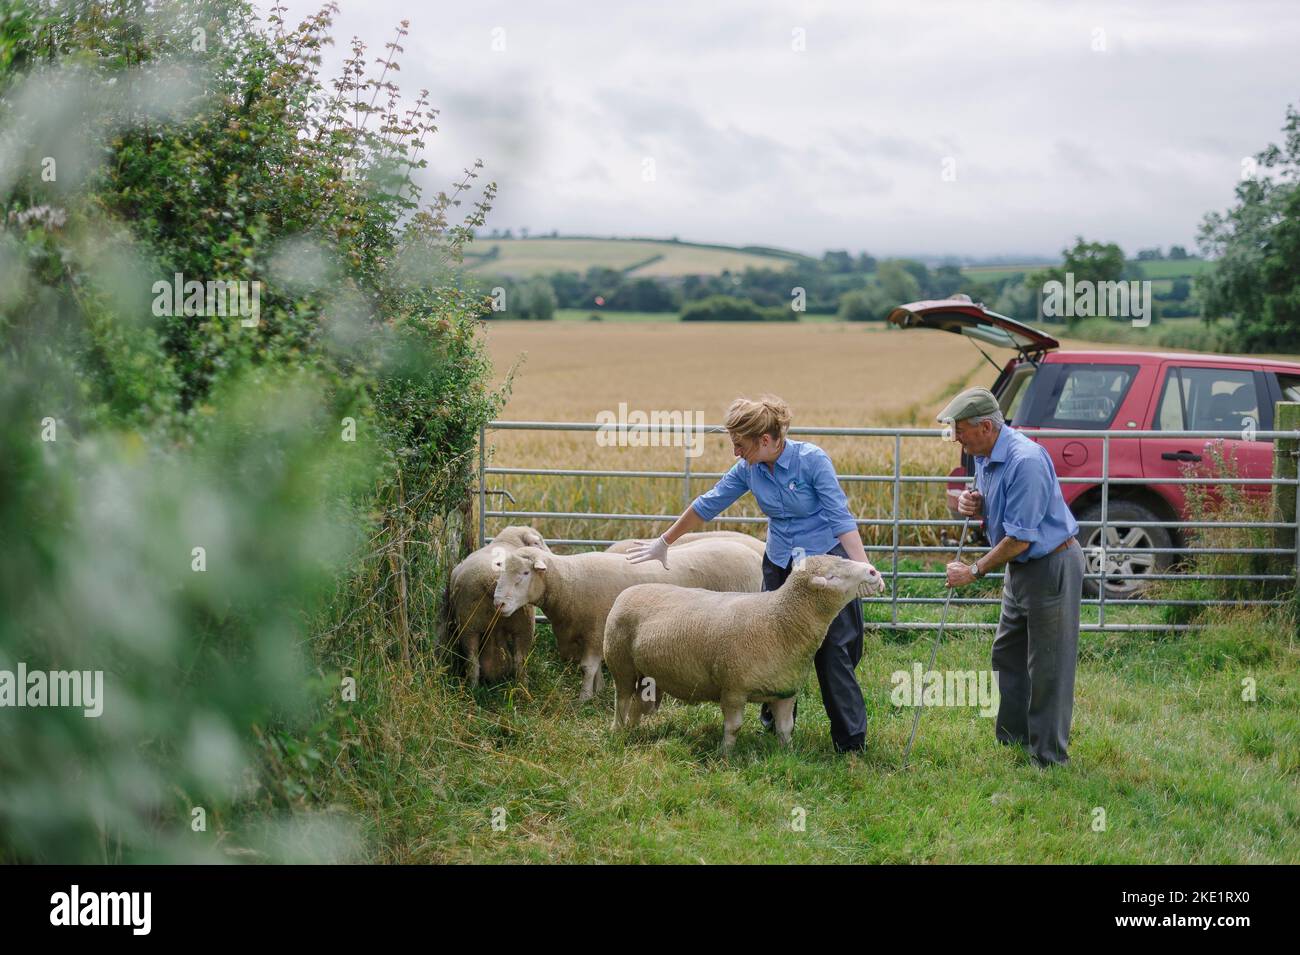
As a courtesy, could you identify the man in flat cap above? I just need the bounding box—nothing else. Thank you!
[938,387,1085,767]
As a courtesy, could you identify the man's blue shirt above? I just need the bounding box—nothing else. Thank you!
[690,438,858,569]
[974,424,1079,561]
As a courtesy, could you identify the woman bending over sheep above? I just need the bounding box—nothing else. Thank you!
[626,394,882,754]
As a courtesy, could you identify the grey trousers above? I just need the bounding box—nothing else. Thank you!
[991,538,1085,765]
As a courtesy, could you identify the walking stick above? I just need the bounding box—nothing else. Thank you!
[902,513,972,769]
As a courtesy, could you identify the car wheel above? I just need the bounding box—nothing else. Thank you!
[1075,500,1172,600]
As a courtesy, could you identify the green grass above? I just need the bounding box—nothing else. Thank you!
[314,553,1298,863]
[1062,316,1251,353]
[1131,259,1214,280]
[554,308,680,322]
[552,308,844,323]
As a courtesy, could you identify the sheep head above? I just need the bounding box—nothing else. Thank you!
[494,546,550,616]
[794,555,881,606]
[492,525,549,552]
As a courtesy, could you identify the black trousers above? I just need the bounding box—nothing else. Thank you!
[758,542,867,752]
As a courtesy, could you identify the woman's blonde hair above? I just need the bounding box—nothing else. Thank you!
[723,394,792,444]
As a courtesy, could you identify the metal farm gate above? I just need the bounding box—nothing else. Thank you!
[477,421,1300,633]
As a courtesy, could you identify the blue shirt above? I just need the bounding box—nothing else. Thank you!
[690,438,858,568]
[974,425,1078,562]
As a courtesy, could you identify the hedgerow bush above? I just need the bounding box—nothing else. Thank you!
[0,0,502,860]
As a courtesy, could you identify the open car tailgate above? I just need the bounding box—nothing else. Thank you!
[886,297,1059,357]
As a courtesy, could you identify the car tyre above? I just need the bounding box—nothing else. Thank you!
[1075,500,1173,600]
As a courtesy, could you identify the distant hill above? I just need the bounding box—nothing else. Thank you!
[461,235,1213,285]
[462,236,813,278]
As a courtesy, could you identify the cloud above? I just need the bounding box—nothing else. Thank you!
[263,0,1300,257]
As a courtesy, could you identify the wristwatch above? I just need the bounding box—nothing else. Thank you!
[969,560,985,579]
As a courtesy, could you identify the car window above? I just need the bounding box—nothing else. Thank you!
[1156,367,1260,434]
[1279,374,1300,402]
[1001,366,1037,425]
[1157,371,1185,430]
[1038,364,1136,428]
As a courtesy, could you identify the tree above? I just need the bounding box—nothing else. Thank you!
[681,295,789,322]
[519,277,557,320]
[1062,237,1125,286]
[929,264,965,299]
[875,261,922,307]
[896,258,930,291]
[822,250,853,273]
[0,0,503,862]
[995,278,1038,323]
[1198,102,1300,351]
[609,276,677,312]
[838,289,882,321]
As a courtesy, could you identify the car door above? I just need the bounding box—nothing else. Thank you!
[1141,363,1274,514]
[1020,361,1145,506]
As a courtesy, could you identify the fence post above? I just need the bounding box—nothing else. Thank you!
[891,433,901,627]
[476,422,486,552]
[1099,435,1109,631]
[1272,402,1300,592]
[683,439,692,510]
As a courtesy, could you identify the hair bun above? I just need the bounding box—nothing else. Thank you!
[723,394,790,442]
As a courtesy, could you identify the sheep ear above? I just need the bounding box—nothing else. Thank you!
[524,530,543,547]
[809,575,829,589]
[490,546,506,571]
[532,557,548,571]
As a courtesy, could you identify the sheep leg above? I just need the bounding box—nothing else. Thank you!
[463,631,481,688]
[512,638,528,687]
[613,690,636,731]
[641,676,664,712]
[578,652,602,702]
[720,694,746,755]
[769,697,797,746]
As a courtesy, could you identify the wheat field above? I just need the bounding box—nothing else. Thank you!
[477,320,1151,550]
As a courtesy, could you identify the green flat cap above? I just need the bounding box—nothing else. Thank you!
[937,386,999,423]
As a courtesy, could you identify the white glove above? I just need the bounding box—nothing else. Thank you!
[626,534,670,568]
[859,563,886,597]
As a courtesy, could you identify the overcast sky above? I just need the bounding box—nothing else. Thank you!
[262,0,1299,259]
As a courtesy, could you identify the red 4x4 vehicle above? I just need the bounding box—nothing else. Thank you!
[888,297,1300,599]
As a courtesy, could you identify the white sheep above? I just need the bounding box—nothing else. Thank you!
[605,530,765,557]
[493,540,763,701]
[603,554,884,753]
[448,526,550,687]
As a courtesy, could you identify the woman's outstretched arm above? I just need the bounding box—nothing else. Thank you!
[624,505,706,566]
[627,458,750,566]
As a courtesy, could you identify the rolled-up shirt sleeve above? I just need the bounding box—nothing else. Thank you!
[691,459,750,522]
[1001,457,1051,543]
[810,449,859,537]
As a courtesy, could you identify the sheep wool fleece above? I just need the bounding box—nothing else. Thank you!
[760,541,866,752]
